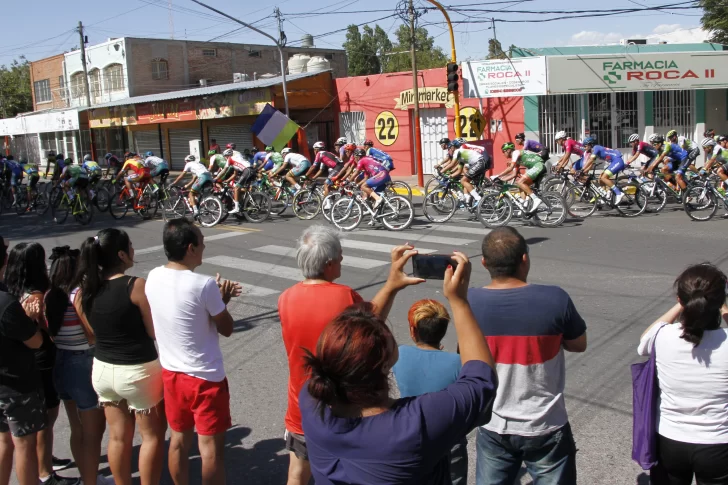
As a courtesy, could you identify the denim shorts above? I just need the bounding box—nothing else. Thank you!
[54,348,99,411]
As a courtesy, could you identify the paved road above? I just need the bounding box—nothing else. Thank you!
[2,201,727,485]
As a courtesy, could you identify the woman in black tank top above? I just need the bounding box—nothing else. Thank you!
[76,228,166,485]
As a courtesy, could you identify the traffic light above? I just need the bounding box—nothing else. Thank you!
[447,62,459,92]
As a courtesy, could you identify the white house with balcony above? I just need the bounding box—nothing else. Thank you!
[64,38,130,108]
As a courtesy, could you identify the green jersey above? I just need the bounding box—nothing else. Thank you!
[210,154,227,169]
[66,165,88,178]
[267,152,284,168]
[518,151,544,169]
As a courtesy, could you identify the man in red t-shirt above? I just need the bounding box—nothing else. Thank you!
[278,225,424,485]
[209,138,220,154]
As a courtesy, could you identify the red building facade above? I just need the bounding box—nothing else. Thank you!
[333,67,525,177]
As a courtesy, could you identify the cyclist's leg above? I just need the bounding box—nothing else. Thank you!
[519,163,545,210]
[365,172,390,206]
[675,157,692,190]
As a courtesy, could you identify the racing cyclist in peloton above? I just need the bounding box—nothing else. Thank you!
[105,153,122,179]
[363,140,395,171]
[115,154,151,205]
[305,141,345,210]
[515,132,550,161]
[60,158,90,203]
[644,133,687,192]
[702,136,728,193]
[336,143,360,181]
[349,148,390,209]
[223,148,258,215]
[82,154,102,199]
[170,154,213,217]
[553,131,585,173]
[21,157,40,210]
[580,137,628,205]
[433,138,458,173]
[334,137,349,164]
[208,149,231,179]
[626,134,660,174]
[494,143,546,213]
[280,147,311,191]
[667,130,700,191]
[5,156,24,206]
[143,151,169,192]
[448,139,491,208]
[45,153,67,188]
[264,146,285,179]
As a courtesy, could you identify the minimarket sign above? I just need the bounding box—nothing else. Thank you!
[547,51,728,93]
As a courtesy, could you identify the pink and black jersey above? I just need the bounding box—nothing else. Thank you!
[563,139,584,157]
[314,151,343,169]
[356,156,386,177]
[633,141,659,159]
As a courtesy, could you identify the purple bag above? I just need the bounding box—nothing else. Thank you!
[631,325,664,470]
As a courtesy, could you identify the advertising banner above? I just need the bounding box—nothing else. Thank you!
[462,57,547,98]
[547,51,728,93]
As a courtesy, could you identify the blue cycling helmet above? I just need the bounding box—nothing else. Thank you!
[582,137,596,146]
[449,140,462,149]
[145,151,154,157]
[104,153,113,160]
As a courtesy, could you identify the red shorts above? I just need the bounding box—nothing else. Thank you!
[162,370,231,436]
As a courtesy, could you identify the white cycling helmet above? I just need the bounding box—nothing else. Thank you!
[313,141,326,150]
[335,137,347,146]
[184,154,196,162]
[281,147,292,155]
[555,130,567,141]
[628,134,640,143]
[222,148,234,157]
[702,137,717,148]
[83,154,93,162]
[648,133,661,143]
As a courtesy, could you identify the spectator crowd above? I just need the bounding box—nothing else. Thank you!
[0,221,726,485]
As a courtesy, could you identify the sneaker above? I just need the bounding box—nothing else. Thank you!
[527,198,543,213]
[41,473,80,485]
[323,200,332,210]
[52,456,73,472]
[228,205,240,215]
[373,198,384,209]
[614,192,625,205]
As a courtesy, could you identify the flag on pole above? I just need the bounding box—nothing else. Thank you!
[251,104,300,152]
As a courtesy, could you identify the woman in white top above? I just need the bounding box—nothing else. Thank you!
[638,263,728,485]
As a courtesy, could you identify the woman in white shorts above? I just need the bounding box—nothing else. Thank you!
[76,228,166,485]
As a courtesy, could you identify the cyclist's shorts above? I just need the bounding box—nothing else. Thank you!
[290,160,311,177]
[676,158,694,176]
[573,157,585,171]
[604,157,626,177]
[325,164,344,185]
[640,156,656,168]
[235,168,255,188]
[191,172,213,193]
[365,172,391,192]
[525,162,545,181]
[687,147,700,163]
[538,148,551,161]
[151,163,169,177]
[263,160,274,171]
[465,157,487,179]
[27,175,39,189]
[70,176,89,189]
[126,170,150,181]
[665,158,679,173]
[10,173,21,187]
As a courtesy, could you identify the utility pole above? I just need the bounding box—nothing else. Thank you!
[168,0,175,39]
[273,7,290,116]
[426,0,461,138]
[78,21,92,109]
[190,0,290,116]
[409,0,425,187]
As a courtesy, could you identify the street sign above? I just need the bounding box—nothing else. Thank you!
[455,107,486,141]
[375,111,399,146]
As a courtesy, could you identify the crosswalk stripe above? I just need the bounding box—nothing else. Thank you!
[418,225,491,236]
[252,245,388,269]
[137,231,247,255]
[353,230,477,246]
[340,239,437,254]
[204,255,302,281]
[238,283,280,298]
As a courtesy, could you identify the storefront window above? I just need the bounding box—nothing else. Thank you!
[538,94,580,154]
[615,92,638,149]
[588,93,611,147]
[653,90,693,137]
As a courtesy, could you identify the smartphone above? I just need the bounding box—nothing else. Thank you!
[412,254,456,280]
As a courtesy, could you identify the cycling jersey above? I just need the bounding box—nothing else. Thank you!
[523,139,545,153]
[183,161,210,177]
[283,153,307,168]
[633,142,658,159]
[712,145,728,161]
[677,136,696,151]
[144,156,167,168]
[313,151,343,169]
[356,156,386,177]
[591,145,623,162]
[366,147,394,170]
[564,139,584,157]
[6,161,22,176]
[122,159,146,176]
[209,154,227,170]
[63,165,88,179]
[517,151,545,169]
[23,163,39,176]
[83,161,101,173]
[227,153,250,172]
[661,142,688,162]
[252,151,267,165]
[452,148,484,165]
[265,152,284,170]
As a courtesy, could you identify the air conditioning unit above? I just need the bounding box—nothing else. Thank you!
[620,38,647,45]
[233,73,249,83]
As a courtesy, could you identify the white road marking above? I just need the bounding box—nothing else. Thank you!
[354,230,477,246]
[252,245,388,269]
[136,231,246,255]
[419,225,491,236]
[238,283,280,297]
[204,255,302,281]
[340,239,437,254]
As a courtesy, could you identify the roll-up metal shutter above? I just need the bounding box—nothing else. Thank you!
[208,124,253,152]
[134,131,162,159]
[168,128,200,170]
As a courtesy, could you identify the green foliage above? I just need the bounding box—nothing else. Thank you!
[0,57,32,118]
[488,39,506,60]
[700,0,728,45]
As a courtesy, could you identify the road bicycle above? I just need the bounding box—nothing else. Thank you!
[563,167,646,218]
[422,173,497,223]
[210,181,271,223]
[683,174,728,221]
[109,180,158,220]
[162,186,225,227]
[330,189,414,231]
[291,183,323,220]
[15,182,50,216]
[252,174,296,216]
[384,180,413,201]
[477,180,567,228]
[52,189,92,225]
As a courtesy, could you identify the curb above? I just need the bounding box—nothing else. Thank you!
[394,187,424,196]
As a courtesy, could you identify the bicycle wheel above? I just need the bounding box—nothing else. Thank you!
[543,178,574,207]
[35,192,50,215]
[381,195,414,231]
[640,182,667,213]
[267,187,290,216]
[615,182,647,217]
[331,197,364,231]
[243,192,271,223]
[292,189,321,220]
[15,194,29,215]
[533,192,567,227]
[683,186,718,221]
[136,192,156,220]
[567,185,598,218]
[49,186,63,208]
[94,188,111,212]
[51,197,70,224]
[163,196,186,221]
[385,181,412,201]
[322,193,342,222]
[74,198,93,226]
[423,189,457,223]
[2,188,14,210]
[477,193,513,228]
[197,195,224,227]
[109,191,130,219]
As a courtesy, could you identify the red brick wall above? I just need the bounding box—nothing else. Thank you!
[29,54,67,111]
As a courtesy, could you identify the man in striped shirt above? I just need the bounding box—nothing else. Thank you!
[468,227,587,485]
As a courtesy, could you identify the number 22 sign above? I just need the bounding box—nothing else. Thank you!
[374,111,399,146]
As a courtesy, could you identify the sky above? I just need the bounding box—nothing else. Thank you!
[0,0,710,66]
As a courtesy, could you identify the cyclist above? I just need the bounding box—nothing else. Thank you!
[223,148,257,215]
[115,154,151,204]
[306,141,345,210]
[554,131,585,173]
[350,148,390,209]
[448,139,491,206]
[60,158,89,202]
[208,149,232,179]
[495,142,546,213]
[105,153,122,178]
[337,143,359,180]
[626,134,659,172]
[170,154,213,217]
[5,156,24,205]
[280,147,311,191]
[226,143,243,160]
[21,157,40,209]
[264,146,285,178]
[645,133,687,191]
[515,132,550,161]
[666,130,700,190]
[45,153,67,185]
[702,136,728,192]
[142,151,169,192]
[363,140,394,171]
[82,155,102,198]
[580,137,628,205]
[334,137,348,160]
[433,137,457,173]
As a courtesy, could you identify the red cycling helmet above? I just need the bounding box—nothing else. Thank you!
[344,143,357,152]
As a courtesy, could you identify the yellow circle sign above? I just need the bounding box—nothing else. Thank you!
[375,111,399,146]
[455,107,486,141]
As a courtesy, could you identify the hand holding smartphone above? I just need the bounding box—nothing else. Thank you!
[411,254,458,280]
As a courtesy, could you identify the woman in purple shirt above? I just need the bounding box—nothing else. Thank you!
[300,252,497,485]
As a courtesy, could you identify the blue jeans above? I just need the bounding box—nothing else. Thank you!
[476,423,577,485]
[54,348,99,411]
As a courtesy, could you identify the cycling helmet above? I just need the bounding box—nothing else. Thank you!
[501,142,516,151]
[702,137,717,148]
[648,133,660,143]
[514,132,526,140]
[281,147,292,155]
[83,154,92,162]
[439,137,451,146]
[227,143,236,150]
[65,158,74,165]
[364,140,374,147]
[335,137,347,146]
[704,128,715,137]
[344,143,357,152]
[628,134,640,143]
[313,141,326,150]
[582,137,596,146]
[353,148,366,157]
[716,135,727,143]
[55,154,64,160]
[143,151,153,157]
[104,153,113,160]
[208,149,217,156]
[555,131,567,141]
[184,154,196,162]
[666,130,678,139]
[222,149,234,157]
[265,146,274,152]
[651,135,665,144]
[449,140,462,149]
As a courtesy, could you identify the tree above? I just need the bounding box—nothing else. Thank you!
[0,57,32,118]
[488,39,506,59]
[343,25,381,76]
[385,25,449,73]
[700,0,728,45]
